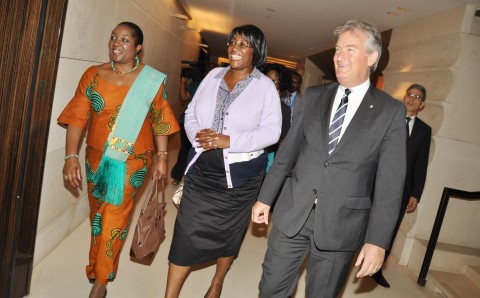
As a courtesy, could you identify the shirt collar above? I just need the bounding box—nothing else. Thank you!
[339,79,370,95]
[214,66,261,79]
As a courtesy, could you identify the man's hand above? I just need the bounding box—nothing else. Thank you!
[406,196,419,213]
[354,243,385,278]
[252,201,271,225]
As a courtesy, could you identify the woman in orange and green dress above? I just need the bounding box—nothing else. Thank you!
[58,22,179,298]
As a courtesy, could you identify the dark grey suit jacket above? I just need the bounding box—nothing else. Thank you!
[257,82,407,251]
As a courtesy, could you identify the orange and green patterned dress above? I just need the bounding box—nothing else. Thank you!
[58,66,179,284]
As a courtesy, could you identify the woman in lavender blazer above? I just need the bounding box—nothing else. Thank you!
[165,24,282,298]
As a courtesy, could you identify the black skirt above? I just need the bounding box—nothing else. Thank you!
[168,149,264,266]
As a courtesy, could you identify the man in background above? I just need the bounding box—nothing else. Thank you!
[373,83,432,288]
[285,71,302,112]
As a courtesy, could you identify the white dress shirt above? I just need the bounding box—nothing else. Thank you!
[406,115,416,137]
[329,79,370,142]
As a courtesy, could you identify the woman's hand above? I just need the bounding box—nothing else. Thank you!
[195,129,230,151]
[152,155,168,180]
[63,157,82,188]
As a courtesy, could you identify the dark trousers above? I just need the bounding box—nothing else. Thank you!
[259,209,355,298]
[170,116,191,180]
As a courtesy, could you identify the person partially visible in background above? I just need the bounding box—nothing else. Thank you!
[284,70,303,112]
[372,83,431,288]
[263,63,292,171]
[170,66,202,185]
[58,22,179,298]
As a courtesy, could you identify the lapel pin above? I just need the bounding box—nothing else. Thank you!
[370,105,374,108]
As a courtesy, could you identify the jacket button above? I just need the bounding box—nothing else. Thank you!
[324,162,329,167]
[312,189,317,194]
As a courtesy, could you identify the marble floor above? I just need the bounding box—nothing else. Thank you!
[29,165,440,297]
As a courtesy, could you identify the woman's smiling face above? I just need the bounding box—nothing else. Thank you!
[108,24,141,64]
[227,33,254,71]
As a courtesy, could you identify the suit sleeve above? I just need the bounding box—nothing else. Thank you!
[411,125,432,200]
[256,86,310,206]
[365,102,407,249]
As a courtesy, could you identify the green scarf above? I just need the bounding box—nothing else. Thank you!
[92,65,166,206]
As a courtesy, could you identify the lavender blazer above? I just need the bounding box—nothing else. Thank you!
[184,67,282,188]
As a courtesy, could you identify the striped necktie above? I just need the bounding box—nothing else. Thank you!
[328,89,351,155]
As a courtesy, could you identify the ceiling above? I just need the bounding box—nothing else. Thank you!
[179,0,480,62]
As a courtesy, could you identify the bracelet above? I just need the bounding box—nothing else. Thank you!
[64,154,79,161]
[156,151,168,156]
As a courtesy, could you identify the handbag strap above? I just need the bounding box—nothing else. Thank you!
[140,177,165,215]
[160,177,165,205]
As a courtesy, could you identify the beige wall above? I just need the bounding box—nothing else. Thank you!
[34,0,201,267]
[383,4,480,258]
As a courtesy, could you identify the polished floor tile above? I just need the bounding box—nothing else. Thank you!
[29,169,439,297]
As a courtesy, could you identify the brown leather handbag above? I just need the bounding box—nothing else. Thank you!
[130,178,166,264]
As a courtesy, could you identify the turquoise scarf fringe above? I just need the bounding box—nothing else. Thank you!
[92,65,166,206]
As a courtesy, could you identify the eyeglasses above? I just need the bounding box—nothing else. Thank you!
[406,93,423,101]
[227,40,252,49]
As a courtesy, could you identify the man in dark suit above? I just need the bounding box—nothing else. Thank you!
[373,84,432,288]
[252,20,407,297]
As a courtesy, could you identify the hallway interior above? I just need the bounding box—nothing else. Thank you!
[28,154,439,298]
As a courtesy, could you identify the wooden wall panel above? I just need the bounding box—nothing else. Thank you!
[0,0,68,297]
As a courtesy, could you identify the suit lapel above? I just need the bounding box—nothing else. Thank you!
[329,84,377,156]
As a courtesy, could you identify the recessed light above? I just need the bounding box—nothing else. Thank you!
[266,8,275,12]
[398,7,409,12]
[387,11,398,16]
[172,13,189,20]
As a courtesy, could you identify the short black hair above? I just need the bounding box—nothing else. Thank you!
[228,24,267,69]
[117,21,144,47]
[290,71,303,84]
[263,63,292,94]
[407,83,427,101]
[181,67,203,81]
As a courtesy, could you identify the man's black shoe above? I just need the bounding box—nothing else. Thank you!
[372,270,390,288]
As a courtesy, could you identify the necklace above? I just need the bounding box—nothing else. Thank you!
[111,56,139,74]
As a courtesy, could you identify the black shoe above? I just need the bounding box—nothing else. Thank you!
[372,270,390,288]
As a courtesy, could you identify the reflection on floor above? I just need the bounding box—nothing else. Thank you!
[29,180,439,298]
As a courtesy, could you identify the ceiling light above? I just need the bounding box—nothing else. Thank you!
[387,11,398,16]
[183,27,201,32]
[266,8,275,12]
[398,7,409,12]
[172,13,189,20]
